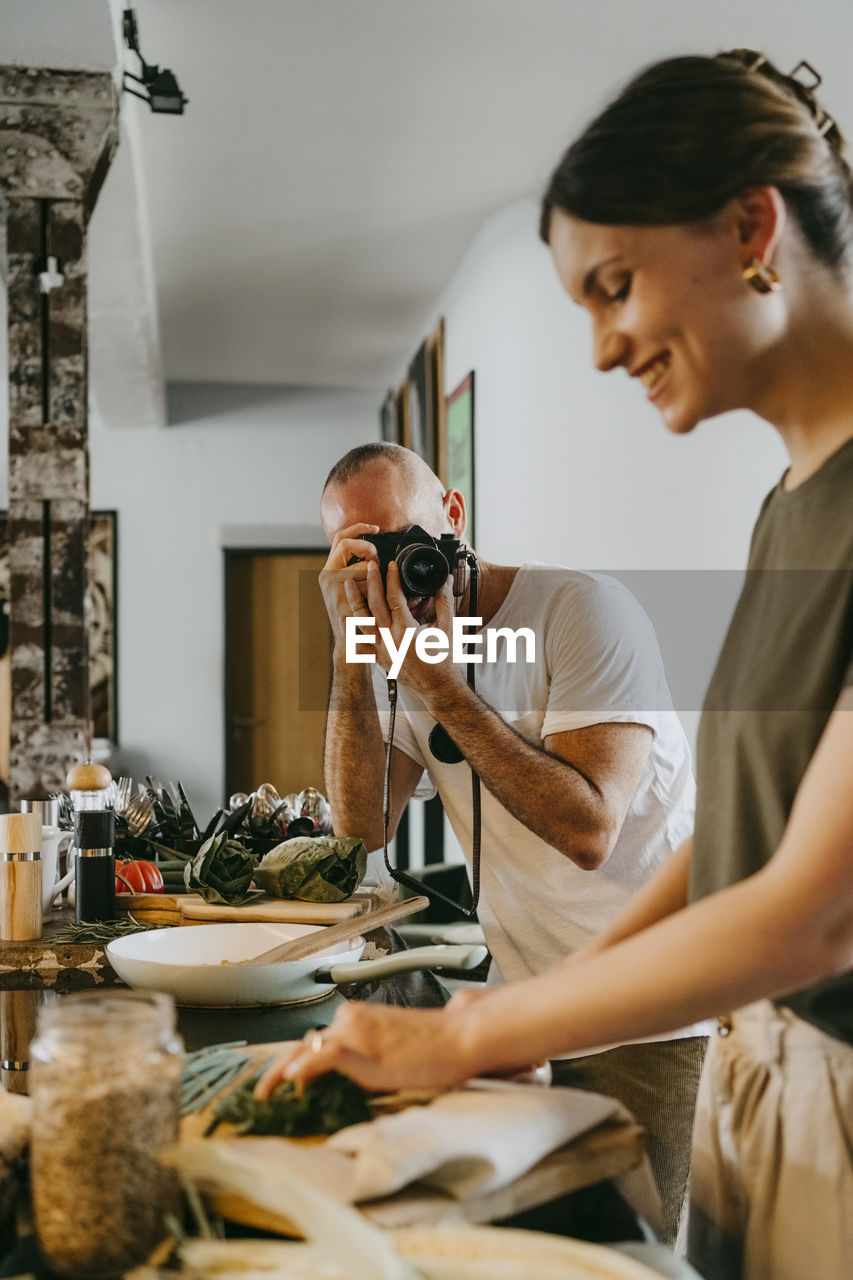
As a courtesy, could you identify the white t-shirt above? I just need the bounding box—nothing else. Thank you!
[375,564,705,1042]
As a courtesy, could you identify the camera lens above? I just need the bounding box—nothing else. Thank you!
[396,544,448,597]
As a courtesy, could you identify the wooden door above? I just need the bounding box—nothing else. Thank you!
[225,551,331,801]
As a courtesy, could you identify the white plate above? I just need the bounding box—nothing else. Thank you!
[106,922,364,1007]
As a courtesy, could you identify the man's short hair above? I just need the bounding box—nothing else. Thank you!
[323,443,414,494]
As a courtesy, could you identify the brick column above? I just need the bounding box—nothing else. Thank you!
[0,67,119,800]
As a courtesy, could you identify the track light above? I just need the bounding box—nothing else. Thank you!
[122,8,188,115]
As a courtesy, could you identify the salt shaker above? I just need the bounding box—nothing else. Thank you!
[0,812,43,941]
[29,990,184,1276]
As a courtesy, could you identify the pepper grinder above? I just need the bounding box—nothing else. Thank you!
[67,762,115,924]
[0,812,43,941]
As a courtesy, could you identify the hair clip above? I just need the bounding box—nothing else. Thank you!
[816,112,837,137]
[788,59,838,139]
[789,59,823,91]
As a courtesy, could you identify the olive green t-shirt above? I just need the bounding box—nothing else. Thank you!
[690,435,853,1043]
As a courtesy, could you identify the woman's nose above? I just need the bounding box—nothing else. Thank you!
[593,320,630,373]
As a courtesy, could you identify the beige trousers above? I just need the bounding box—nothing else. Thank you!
[688,1000,853,1280]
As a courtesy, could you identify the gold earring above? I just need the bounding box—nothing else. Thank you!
[742,258,782,294]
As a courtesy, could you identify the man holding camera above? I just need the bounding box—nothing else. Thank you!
[318,442,704,1244]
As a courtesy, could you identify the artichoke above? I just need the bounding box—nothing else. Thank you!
[253,835,367,903]
[183,831,260,905]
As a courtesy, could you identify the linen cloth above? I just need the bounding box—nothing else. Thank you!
[327,1078,662,1230]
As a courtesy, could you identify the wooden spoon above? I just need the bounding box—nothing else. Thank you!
[235,895,430,966]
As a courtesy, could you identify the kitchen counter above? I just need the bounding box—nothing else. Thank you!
[0,912,664,1275]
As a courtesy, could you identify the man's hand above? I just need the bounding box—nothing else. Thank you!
[319,522,380,643]
[345,559,467,700]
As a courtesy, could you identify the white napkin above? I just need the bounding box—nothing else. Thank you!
[328,1079,632,1201]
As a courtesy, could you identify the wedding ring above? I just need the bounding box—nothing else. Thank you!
[390,604,405,613]
[306,1030,325,1054]
[351,605,368,615]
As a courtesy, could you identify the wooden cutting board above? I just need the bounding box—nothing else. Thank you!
[177,1043,646,1238]
[117,892,373,926]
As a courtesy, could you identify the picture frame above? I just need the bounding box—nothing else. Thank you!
[406,339,431,465]
[379,388,397,442]
[427,317,446,482]
[87,510,119,744]
[395,377,411,450]
[0,509,118,745]
[443,371,476,544]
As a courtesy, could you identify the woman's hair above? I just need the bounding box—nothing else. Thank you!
[540,50,853,270]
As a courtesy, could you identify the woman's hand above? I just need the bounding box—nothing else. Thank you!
[254,1000,483,1098]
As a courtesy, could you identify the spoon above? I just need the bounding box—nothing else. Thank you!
[235,895,429,967]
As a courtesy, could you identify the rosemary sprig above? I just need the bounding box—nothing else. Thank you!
[181,1041,252,1115]
[49,918,170,946]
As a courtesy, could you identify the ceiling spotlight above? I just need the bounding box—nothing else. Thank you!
[122,8,188,114]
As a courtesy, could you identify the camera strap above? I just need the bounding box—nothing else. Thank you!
[382,555,481,918]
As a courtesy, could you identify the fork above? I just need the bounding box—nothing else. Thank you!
[123,791,155,837]
[113,776,133,815]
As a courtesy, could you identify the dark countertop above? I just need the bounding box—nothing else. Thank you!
[0,917,451,1090]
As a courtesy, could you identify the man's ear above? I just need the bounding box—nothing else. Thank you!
[731,186,787,268]
[443,488,467,538]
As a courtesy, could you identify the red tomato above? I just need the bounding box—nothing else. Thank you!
[115,860,165,895]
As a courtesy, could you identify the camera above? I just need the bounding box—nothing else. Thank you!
[354,525,465,598]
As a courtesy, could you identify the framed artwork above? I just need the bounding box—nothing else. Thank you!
[406,339,431,465]
[87,511,118,744]
[443,372,476,544]
[427,317,446,482]
[395,378,411,451]
[379,389,397,442]
[0,509,118,744]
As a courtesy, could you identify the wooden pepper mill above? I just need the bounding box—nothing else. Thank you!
[0,812,43,942]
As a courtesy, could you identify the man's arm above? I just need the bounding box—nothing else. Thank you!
[360,560,652,870]
[430,681,651,869]
[319,524,422,848]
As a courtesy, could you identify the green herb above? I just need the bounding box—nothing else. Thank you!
[210,1070,371,1137]
[49,918,169,945]
[181,1042,252,1115]
[182,831,261,906]
[253,836,367,903]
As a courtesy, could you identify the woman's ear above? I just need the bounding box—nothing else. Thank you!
[732,186,788,268]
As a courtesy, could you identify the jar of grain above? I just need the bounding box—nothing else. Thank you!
[29,990,183,1277]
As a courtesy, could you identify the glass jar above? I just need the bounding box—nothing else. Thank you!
[29,990,184,1277]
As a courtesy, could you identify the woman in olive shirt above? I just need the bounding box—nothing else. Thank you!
[260,50,853,1279]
